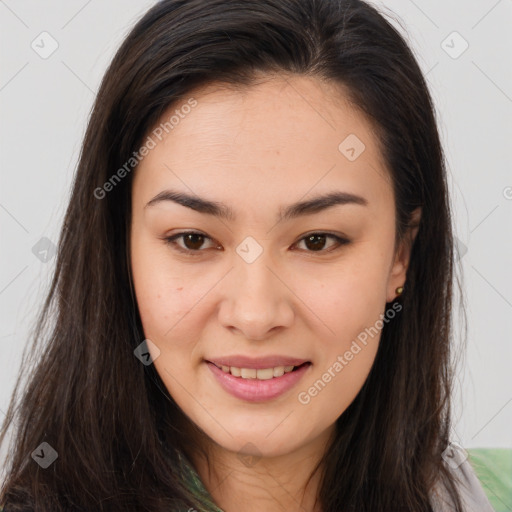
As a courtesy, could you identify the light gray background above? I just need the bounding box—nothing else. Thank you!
[1,0,511,451]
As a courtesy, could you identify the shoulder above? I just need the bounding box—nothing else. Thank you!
[430,453,495,512]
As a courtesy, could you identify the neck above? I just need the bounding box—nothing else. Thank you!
[190,429,333,512]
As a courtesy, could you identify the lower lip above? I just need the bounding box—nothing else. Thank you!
[206,361,311,402]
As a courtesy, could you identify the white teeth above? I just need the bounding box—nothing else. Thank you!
[240,368,257,379]
[218,364,302,379]
[256,368,274,380]
[273,366,285,377]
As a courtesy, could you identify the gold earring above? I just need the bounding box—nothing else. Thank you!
[395,286,404,296]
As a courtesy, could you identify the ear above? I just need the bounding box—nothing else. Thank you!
[386,207,422,302]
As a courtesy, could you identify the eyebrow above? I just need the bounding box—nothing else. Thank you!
[144,189,368,222]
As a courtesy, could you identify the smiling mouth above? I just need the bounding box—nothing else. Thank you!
[210,362,311,380]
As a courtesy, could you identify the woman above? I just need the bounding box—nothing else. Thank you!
[0,0,495,510]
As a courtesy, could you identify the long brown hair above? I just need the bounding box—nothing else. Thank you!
[1,0,466,510]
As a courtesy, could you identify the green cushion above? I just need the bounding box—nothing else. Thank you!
[467,448,512,512]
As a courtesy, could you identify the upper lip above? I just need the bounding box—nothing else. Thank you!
[206,355,310,369]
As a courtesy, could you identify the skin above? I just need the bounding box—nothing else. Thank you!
[130,73,421,512]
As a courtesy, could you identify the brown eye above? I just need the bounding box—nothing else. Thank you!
[163,231,219,254]
[304,234,328,251]
[182,233,206,250]
[295,233,350,253]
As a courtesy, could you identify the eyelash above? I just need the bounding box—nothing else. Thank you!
[162,231,350,256]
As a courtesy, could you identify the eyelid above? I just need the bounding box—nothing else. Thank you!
[162,230,350,256]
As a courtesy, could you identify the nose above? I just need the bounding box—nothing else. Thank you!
[218,252,295,341]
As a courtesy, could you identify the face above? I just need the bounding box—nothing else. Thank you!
[130,74,418,460]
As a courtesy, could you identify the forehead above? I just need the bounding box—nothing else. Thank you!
[133,74,392,213]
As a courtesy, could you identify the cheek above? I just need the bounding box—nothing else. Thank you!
[291,251,389,338]
[131,264,178,340]
[130,233,207,340]
[295,278,384,426]
[302,274,383,382]
[290,251,390,401]
[136,282,214,352]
